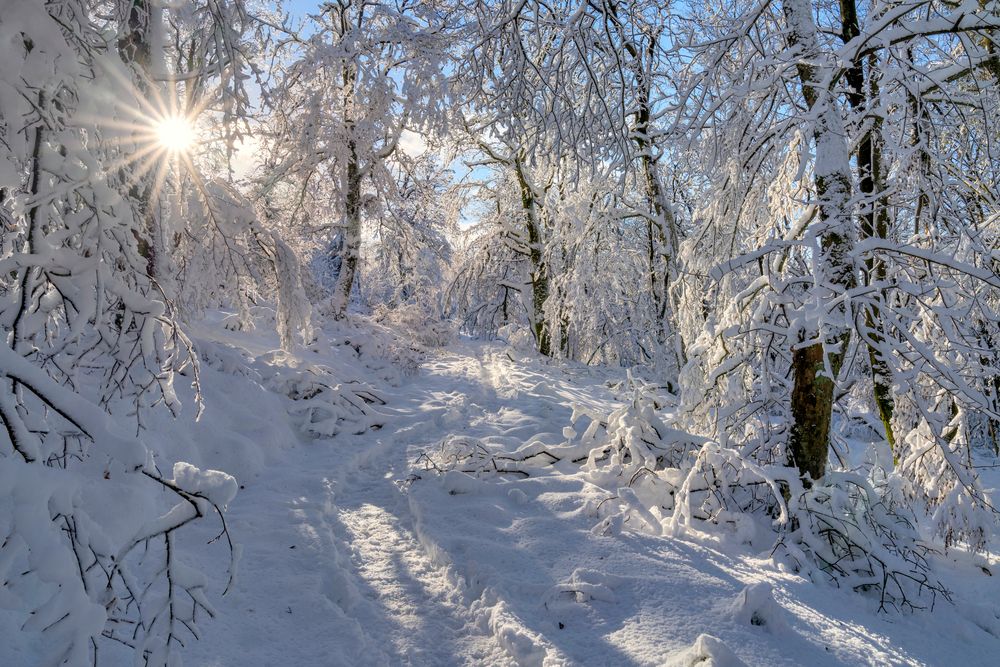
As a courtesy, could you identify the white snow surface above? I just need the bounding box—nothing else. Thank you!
[5,317,1000,666]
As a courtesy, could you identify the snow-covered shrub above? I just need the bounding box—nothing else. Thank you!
[373,302,458,349]
[779,473,949,612]
[416,435,530,479]
[576,384,952,611]
[582,372,691,482]
[668,445,950,611]
[892,392,994,553]
[256,351,386,439]
[497,323,538,353]
[571,374,700,533]
[339,318,426,380]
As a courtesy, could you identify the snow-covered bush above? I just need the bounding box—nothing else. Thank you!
[582,372,689,482]
[416,435,531,479]
[780,474,948,612]
[373,302,458,349]
[339,318,426,381]
[576,389,952,610]
[666,444,949,611]
[258,351,387,439]
[497,323,538,353]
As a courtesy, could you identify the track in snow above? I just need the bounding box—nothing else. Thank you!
[167,339,1000,667]
[315,345,605,666]
[324,448,514,666]
[180,343,585,667]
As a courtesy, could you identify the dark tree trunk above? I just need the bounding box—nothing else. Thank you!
[118,0,157,277]
[789,344,835,481]
[784,0,857,484]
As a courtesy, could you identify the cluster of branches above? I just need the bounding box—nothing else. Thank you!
[670,0,1000,546]
[0,0,266,663]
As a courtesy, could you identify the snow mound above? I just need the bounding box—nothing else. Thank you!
[665,634,748,667]
[544,568,621,605]
[172,462,239,506]
[727,582,788,633]
[472,589,567,667]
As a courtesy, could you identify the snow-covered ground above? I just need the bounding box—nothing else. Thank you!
[6,318,1000,666]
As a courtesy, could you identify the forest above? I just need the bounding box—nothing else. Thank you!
[2,0,1000,664]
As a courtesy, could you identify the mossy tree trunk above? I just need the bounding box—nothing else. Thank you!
[838,0,896,456]
[784,0,858,484]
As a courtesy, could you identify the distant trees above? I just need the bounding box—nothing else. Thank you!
[452,0,685,370]
[259,0,453,318]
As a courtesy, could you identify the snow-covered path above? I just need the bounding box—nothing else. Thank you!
[177,340,1000,667]
[177,343,604,666]
[181,346,538,666]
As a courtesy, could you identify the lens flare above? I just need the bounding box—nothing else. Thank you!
[156,115,196,153]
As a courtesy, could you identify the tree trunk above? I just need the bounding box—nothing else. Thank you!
[635,92,675,338]
[614,8,680,369]
[789,344,835,481]
[330,136,362,318]
[839,0,896,456]
[783,0,858,484]
[600,1,682,376]
[514,159,552,356]
[330,59,361,318]
[118,0,158,278]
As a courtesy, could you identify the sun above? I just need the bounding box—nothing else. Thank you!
[155,115,196,153]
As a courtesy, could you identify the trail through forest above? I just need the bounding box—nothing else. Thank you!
[180,344,612,666]
[170,338,1000,667]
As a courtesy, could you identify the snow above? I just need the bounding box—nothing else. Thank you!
[5,317,1000,665]
[664,634,747,667]
[172,462,239,506]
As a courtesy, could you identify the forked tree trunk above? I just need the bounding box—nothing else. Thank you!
[783,0,858,484]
